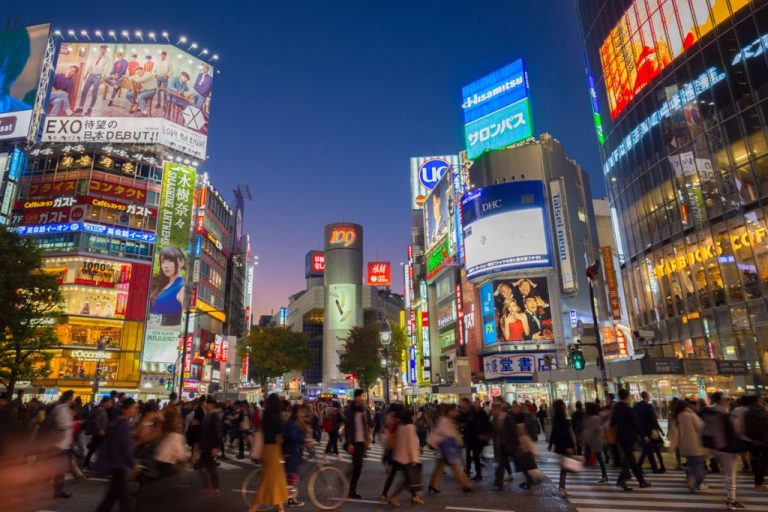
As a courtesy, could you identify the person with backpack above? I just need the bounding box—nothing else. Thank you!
[83,396,114,470]
[700,392,747,510]
[744,396,768,492]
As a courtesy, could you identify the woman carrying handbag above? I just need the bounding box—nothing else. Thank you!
[549,400,577,496]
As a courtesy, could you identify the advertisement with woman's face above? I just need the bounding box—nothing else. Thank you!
[424,176,452,250]
[148,247,186,327]
[492,276,553,343]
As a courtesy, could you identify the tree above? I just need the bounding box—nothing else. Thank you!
[238,326,310,399]
[389,324,410,368]
[338,323,384,398]
[0,228,62,394]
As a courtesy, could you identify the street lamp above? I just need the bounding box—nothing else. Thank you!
[224,363,231,401]
[585,259,610,400]
[379,320,392,406]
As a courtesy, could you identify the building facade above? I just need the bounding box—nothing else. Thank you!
[577,0,768,394]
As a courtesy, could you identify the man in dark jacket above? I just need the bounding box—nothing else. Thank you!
[634,391,665,473]
[745,396,768,491]
[84,397,113,469]
[95,398,137,512]
[571,401,585,455]
[344,390,371,499]
[199,398,223,496]
[610,388,651,490]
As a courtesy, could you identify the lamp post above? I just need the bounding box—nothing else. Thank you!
[224,363,231,401]
[379,320,392,407]
[585,259,610,401]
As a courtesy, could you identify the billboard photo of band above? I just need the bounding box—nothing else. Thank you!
[492,276,553,342]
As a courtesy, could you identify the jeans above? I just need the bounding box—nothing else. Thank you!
[465,440,483,477]
[324,431,339,455]
[78,73,102,109]
[638,441,665,471]
[95,469,131,512]
[49,90,70,116]
[349,442,365,495]
[715,451,738,501]
[103,76,124,100]
[156,76,169,105]
[618,442,645,485]
[584,445,608,478]
[83,435,104,468]
[194,94,207,108]
[686,455,706,489]
[429,459,469,490]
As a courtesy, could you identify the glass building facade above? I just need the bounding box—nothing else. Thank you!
[577,0,768,391]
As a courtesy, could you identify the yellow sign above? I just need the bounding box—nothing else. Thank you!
[653,227,767,280]
[68,349,113,361]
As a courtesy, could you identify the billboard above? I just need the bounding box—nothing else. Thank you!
[461,59,532,160]
[305,250,325,278]
[483,353,556,380]
[42,42,214,158]
[549,179,575,291]
[491,276,553,343]
[409,155,458,210]
[600,0,749,120]
[367,261,391,286]
[424,172,452,251]
[0,24,50,141]
[461,181,551,280]
[480,281,497,346]
[143,162,196,364]
[328,284,357,331]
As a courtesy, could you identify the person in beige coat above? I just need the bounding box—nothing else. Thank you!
[386,410,424,506]
[668,400,707,492]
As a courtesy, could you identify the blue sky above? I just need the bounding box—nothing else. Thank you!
[12,0,604,317]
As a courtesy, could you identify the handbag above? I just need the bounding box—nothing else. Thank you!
[249,429,264,461]
[650,429,662,441]
[512,450,537,471]
[560,455,584,473]
[438,437,462,466]
[605,426,618,444]
[405,463,423,492]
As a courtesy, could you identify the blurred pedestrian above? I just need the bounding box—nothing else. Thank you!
[344,389,372,499]
[385,409,423,506]
[94,398,138,512]
[670,399,706,492]
[549,399,575,496]
[582,402,608,483]
[252,393,288,512]
[198,398,222,497]
[611,388,651,491]
[427,404,470,494]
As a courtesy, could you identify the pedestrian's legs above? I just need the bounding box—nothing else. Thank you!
[559,468,567,489]
[381,462,398,497]
[493,451,506,488]
[429,460,445,490]
[596,451,608,479]
[95,469,128,512]
[448,461,470,489]
[83,436,102,469]
[653,445,666,471]
[751,445,766,486]
[349,442,364,495]
[675,447,682,469]
[717,451,737,502]
[686,455,706,489]
[472,443,483,478]
[238,432,245,458]
[52,449,68,496]
[464,443,473,476]
[642,442,658,472]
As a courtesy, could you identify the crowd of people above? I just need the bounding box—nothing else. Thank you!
[0,387,767,512]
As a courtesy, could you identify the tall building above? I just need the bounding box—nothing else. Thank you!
[577,0,768,393]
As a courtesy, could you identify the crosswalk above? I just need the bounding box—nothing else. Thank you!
[537,456,768,511]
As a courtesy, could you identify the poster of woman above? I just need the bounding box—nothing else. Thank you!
[148,247,186,327]
[493,277,553,342]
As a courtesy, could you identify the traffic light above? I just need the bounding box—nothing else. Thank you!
[571,345,585,370]
[166,381,173,391]
[204,348,215,359]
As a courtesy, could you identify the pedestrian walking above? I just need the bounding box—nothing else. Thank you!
[744,396,768,492]
[634,391,666,473]
[581,402,608,483]
[669,399,707,492]
[283,404,307,507]
[94,398,138,512]
[610,388,651,491]
[344,389,372,499]
[198,397,222,497]
[427,404,471,494]
[549,399,575,496]
[49,390,75,499]
[380,404,403,501]
[384,409,424,506]
[252,393,289,512]
[571,402,585,455]
[490,402,513,489]
[415,407,431,454]
[83,397,113,470]
[536,403,547,436]
[322,401,342,461]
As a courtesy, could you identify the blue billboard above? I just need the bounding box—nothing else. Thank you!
[461,181,552,281]
[480,281,497,346]
[461,59,533,160]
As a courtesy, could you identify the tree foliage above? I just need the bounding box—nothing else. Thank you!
[0,228,62,394]
[338,323,382,397]
[238,326,310,399]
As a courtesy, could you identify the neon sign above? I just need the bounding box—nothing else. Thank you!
[328,227,357,247]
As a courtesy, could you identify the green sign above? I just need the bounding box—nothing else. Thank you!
[426,238,451,279]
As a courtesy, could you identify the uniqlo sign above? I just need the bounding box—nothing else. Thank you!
[367,261,392,286]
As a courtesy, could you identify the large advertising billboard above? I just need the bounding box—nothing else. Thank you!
[424,173,452,251]
[143,162,196,364]
[491,276,553,343]
[328,284,357,331]
[0,24,50,141]
[409,155,458,210]
[461,59,532,160]
[305,250,325,278]
[600,0,748,120]
[461,181,551,281]
[42,42,213,158]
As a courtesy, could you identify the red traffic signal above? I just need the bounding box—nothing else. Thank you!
[345,374,355,381]
[204,349,215,359]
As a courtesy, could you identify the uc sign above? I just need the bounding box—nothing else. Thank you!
[418,158,450,191]
[329,227,357,247]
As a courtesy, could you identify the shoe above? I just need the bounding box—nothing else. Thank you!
[287,498,304,507]
[755,484,768,492]
[558,487,568,497]
[428,486,440,494]
[462,487,472,495]
[727,501,746,510]
[86,108,92,115]
[639,481,651,489]
[53,491,72,499]
[505,475,514,481]
[697,483,709,490]
[379,495,389,503]
[348,493,362,500]
[411,496,424,505]
[472,475,482,482]
[597,477,608,484]
[108,101,114,106]
[388,496,400,507]
[617,482,633,492]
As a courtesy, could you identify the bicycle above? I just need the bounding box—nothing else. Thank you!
[241,444,349,510]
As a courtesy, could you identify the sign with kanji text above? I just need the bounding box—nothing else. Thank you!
[483,353,556,380]
[89,178,147,202]
[367,261,391,286]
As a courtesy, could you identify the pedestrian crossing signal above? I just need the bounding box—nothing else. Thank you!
[571,347,585,370]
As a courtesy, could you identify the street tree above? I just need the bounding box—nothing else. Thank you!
[338,322,390,398]
[0,227,62,395]
[239,326,310,399]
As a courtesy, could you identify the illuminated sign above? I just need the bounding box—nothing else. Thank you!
[550,179,575,291]
[410,155,459,210]
[456,282,464,347]
[81,222,156,243]
[600,0,748,120]
[408,346,417,384]
[480,282,497,346]
[421,311,431,381]
[733,32,768,66]
[603,67,726,175]
[483,353,555,380]
[418,158,450,192]
[461,181,552,280]
[305,251,325,278]
[68,349,113,361]
[586,72,605,144]
[328,226,357,247]
[27,179,77,198]
[89,178,147,202]
[462,59,532,160]
[602,246,622,321]
[652,226,768,279]
[426,237,452,281]
[367,261,392,286]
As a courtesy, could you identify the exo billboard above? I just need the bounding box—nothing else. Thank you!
[461,181,552,281]
[143,162,196,364]
[409,155,458,210]
[42,42,213,158]
[367,261,391,286]
[462,59,532,160]
[600,0,749,120]
[0,24,51,141]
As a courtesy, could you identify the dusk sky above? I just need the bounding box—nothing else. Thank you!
[12,0,604,318]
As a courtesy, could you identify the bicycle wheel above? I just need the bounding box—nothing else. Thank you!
[240,467,269,510]
[307,465,349,510]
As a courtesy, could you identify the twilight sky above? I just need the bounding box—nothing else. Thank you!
[12,0,604,318]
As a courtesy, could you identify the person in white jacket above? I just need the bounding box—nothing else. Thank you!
[669,400,707,492]
[386,410,424,506]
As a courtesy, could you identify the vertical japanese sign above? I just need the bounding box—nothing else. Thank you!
[143,162,196,364]
[421,310,431,382]
[480,282,497,346]
[602,246,622,321]
[455,282,465,347]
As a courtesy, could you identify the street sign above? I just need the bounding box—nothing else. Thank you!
[166,364,176,373]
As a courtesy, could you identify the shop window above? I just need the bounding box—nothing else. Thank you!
[730,305,751,331]
[55,322,122,348]
[747,299,768,327]
[714,225,745,304]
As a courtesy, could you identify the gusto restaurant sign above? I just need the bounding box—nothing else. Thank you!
[653,226,768,279]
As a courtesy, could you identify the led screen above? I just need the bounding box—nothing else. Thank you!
[461,181,551,280]
[491,276,553,344]
[0,24,50,141]
[43,42,213,158]
[410,155,458,210]
[423,173,452,251]
[600,0,749,120]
